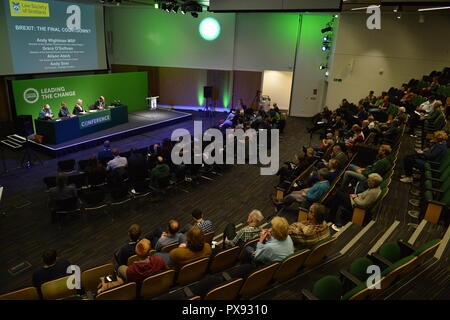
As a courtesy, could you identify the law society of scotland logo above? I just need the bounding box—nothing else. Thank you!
[12,2,21,14]
[23,88,39,104]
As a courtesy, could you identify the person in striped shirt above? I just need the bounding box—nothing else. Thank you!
[191,209,214,234]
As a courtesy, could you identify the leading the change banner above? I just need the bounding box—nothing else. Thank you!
[3,0,99,74]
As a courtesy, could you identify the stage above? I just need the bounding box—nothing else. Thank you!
[28,108,192,157]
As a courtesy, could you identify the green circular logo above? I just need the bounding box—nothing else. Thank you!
[23,88,39,104]
[199,17,221,41]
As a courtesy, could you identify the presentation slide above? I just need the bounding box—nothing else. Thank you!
[0,0,107,75]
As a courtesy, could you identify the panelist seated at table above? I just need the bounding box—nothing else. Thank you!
[38,104,54,120]
[92,96,106,110]
[72,99,86,115]
[58,102,72,118]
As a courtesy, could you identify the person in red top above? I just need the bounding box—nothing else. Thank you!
[118,239,168,284]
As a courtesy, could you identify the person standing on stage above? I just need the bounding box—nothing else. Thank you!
[38,104,54,120]
[93,96,106,110]
[58,102,70,118]
[72,99,85,115]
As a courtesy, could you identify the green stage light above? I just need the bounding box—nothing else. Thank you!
[199,17,221,41]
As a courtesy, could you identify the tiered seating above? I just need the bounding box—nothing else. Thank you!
[411,149,450,224]
[301,238,442,300]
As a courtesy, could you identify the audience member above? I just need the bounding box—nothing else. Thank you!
[145,219,185,251]
[244,217,294,265]
[288,203,330,248]
[115,224,141,267]
[98,140,113,161]
[32,249,71,288]
[106,149,128,171]
[400,131,448,183]
[117,239,168,284]
[340,144,392,188]
[223,209,265,248]
[161,226,212,269]
[274,168,330,208]
[327,173,383,231]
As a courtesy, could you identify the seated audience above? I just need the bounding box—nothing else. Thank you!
[223,209,265,248]
[32,249,71,288]
[245,216,294,265]
[340,144,392,188]
[327,173,383,231]
[274,168,330,207]
[184,208,214,234]
[289,203,330,248]
[400,131,448,183]
[160,226,212,269]
[276,148,316,185]
[151,156,171,186]
[98,140,113,162]
[117,239,168,284]
[145,219,185,251]
[106,148,128,171]
[344,124,365,150]
[115,224,141,267]
[320,144,348,170]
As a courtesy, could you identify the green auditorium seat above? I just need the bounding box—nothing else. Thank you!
[311,276,342,300]
[378,242,402,263]
[348,257,374,282]
[301,276,342,300]
[397,238,442,265]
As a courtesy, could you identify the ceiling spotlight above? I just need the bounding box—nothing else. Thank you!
[154,3,159,9]
[321,45,330,52]
[323,35,331,42]
[319,64,328,70]
[321,26,333,34]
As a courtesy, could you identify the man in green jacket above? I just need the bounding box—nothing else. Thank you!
[151,156,171,186]
[340,144,392,188]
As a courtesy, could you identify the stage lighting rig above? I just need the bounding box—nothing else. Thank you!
[156,1,204,18]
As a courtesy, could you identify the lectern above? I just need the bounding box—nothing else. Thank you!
[146,96,159,110]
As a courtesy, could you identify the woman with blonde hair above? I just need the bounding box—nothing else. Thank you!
[401,130,448,183]
[246,216,294,265]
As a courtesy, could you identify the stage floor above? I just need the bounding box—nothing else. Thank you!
[29,109,192,156]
